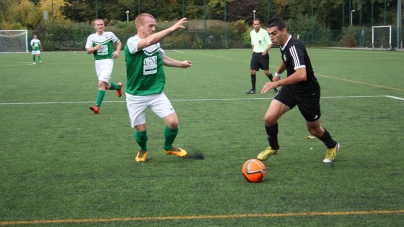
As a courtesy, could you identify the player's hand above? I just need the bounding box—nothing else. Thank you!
[113,51,119,59]
[180,60,191,68]
[170,18,187,32]
[262,49,268,56]
[95,43,102,50]
[261,82,277,94]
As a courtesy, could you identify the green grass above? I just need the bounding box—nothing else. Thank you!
[1,48,404,226]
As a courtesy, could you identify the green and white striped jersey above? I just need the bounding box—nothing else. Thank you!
[85,32,120,60]
[30,39,41,51]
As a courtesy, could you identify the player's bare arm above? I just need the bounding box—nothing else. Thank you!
[262,44,272,56]
[137,18,187,50]
[273,61,286,81]
[86,43,102,54]
[113,41,122,58]
[163,56,191,68]
[261,67,307,94]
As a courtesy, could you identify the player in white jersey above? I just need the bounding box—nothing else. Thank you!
[85,19,123,114]
[30,35,42,64]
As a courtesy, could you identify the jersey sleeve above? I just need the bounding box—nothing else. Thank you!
[289,44,306,70]
[110,32,120,44]
[127,36,140,54]
[159,48,165,58]
[250,30,254,45]
[85,35,93,49]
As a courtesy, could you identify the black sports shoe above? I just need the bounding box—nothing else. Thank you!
[246,89,256,94]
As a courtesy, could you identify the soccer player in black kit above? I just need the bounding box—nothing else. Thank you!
[257,16,339,163]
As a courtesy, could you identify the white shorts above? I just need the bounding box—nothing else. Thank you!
[126,93,175,128]
[32,50,40,55]
[95,59,113,82]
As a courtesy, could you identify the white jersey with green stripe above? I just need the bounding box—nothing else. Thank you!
[85,31,120,60]
[30,39,41,51]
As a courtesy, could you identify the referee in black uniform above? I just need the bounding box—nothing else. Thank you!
[257,16,340,163]
[246,18,278,94]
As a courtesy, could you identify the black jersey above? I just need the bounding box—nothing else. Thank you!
[280,36,320,96]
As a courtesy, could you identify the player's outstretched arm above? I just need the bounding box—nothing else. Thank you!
[163,56,191,68]
[138,18,187,50]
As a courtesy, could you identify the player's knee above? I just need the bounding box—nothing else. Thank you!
[97,81,106,89]
[164,113,179,128]
[307,127,321,137]
[264,116,276,126]
[167,121,178,129]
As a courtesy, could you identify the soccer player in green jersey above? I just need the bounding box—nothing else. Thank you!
[30,35,42,64]
[124,13,192,162]
[85,19,123,114]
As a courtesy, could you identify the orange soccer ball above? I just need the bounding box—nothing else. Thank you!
[241,159,266,183]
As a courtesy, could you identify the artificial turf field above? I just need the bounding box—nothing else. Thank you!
[1,48,404,226]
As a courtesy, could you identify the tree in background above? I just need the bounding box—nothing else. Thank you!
[10,0,42,30]
[0,0,401,41]
[208,0,233,20]
[227,0,257,22]
[0,0,19,29]
[61,0,92,22]
[40,0,67,24]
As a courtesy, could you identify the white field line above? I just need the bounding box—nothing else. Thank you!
[385,95,404,101]
[0,95,402,105]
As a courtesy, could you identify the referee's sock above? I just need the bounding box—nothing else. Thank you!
[267,73,274,81]
[250,74,256,90]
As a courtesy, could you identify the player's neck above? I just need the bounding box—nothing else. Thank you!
[96,31,104,35]
[280,34,291,47]
[136,33,146,39]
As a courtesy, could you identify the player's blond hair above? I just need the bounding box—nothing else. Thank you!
[93,19,104,25]
[135,13,155,26]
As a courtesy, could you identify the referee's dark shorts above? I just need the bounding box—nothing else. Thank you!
[250,52,269,71]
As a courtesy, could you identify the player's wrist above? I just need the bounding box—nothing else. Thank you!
[275,72,281,78]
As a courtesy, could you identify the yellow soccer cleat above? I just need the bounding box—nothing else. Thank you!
[323,143,340,163]
[163,146,187,158]
[135,150,148,162]
[257,146,280,161]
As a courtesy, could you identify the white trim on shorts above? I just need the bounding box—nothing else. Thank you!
[95,59,113,82]
[126,92,175,128]
[32,50,40,55]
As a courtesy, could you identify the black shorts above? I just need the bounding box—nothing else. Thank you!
[274,86,321,122]
[250,52,269,71]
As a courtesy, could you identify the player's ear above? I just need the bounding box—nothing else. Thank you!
[282,28,287,35]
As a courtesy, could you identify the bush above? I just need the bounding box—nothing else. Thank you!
[339,26,359,47]
[27,19,348,50]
